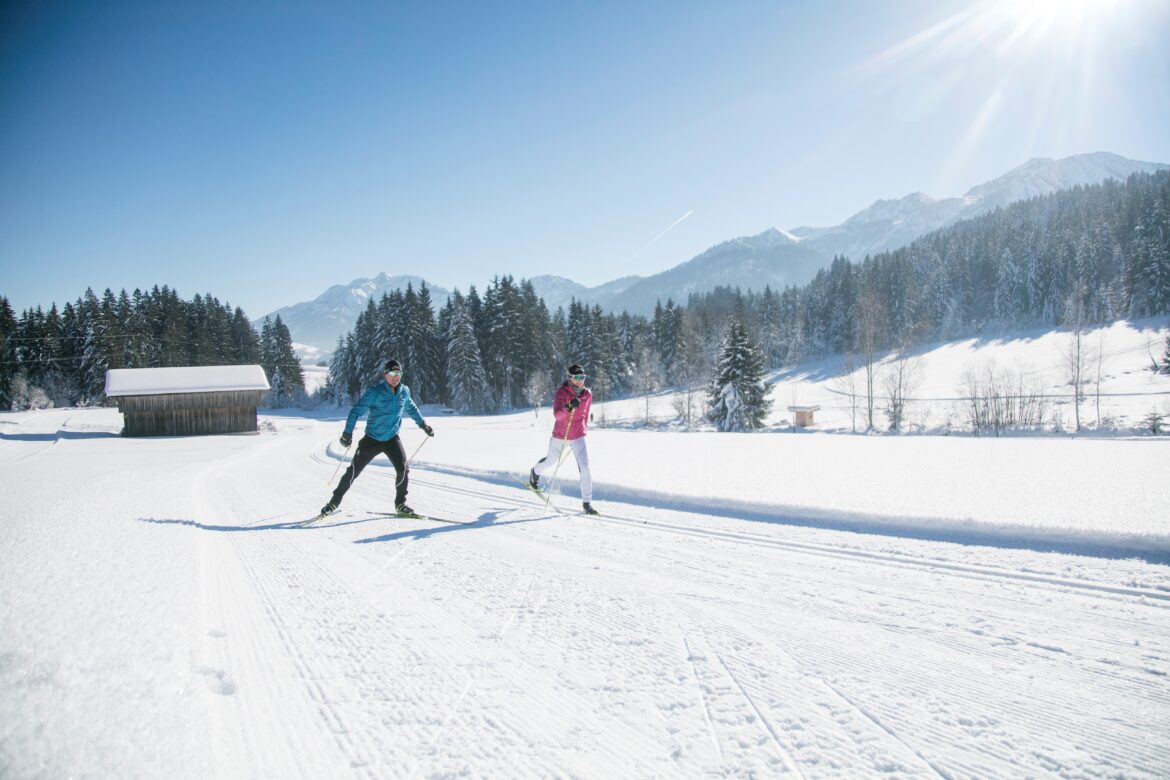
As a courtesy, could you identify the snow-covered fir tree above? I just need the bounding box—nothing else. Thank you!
[0,296,16,409]
[260,315,304,407]
[707,310,773,432]
[443,294,490,413]
[757,287,782,367]
[652,299,685,373]
[395,283,440,403]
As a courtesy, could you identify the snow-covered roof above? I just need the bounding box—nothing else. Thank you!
[104,365,271,397]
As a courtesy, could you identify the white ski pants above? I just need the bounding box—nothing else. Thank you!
[533,435,592,502]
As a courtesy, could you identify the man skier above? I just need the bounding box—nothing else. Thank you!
[528,363,599,515]
[320,359,434,517]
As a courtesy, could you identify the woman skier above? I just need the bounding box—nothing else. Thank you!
[528,362,599,515]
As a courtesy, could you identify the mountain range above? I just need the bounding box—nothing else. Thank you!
[266,152,1167,357]
[267,274,450,361]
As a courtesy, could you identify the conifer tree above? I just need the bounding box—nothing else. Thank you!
[548,306,568,380]
[0,296,16,408]
[260,315,304,406]
[518,280,554,402]
[480,276,528,409]
[230,307,261,365]
[415,283,443,402]
[444,296,490,413]
[758,287,782,367]
[707,310,772,432]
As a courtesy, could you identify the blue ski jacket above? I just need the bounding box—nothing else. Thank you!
[345,381,427,442]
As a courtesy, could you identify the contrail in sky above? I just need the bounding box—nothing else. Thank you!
[627,209,694,261]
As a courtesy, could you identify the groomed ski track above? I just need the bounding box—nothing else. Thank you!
[2,408,1169,778]
[182,426,1170,777]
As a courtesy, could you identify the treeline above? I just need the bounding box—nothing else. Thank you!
[4,171,1166,423]
[322,277,662,412]
[326,171,1169,426]
[0,286,304,410]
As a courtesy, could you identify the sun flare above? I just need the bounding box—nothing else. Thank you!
[848,0,1156,185]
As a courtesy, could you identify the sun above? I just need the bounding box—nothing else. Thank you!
[858,0,1139,73]
[994,0,1124,50]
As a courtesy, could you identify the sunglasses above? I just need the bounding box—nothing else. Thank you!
[384,370,403,377]
[569,374,586,380]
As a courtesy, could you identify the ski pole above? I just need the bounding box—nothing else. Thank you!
[542,407,576,511]
[396,435,430,488]
[405,434,429,467]
[326,442,353,487]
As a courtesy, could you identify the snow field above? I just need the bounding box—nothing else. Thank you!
[1,407,1169,778]
[592,318,1170,435]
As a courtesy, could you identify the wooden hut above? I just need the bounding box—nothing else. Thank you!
[787,404,821,428]
[104,365,270,437]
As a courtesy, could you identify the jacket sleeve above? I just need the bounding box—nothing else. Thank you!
[346,387,376,434]
[552,385,571,421]
[405,387,426,427]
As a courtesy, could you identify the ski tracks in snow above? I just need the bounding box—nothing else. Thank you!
[182,424,1170,777]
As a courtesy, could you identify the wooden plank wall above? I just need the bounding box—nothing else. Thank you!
[114,390,263,436]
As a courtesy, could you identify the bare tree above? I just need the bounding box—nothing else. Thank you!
[961,359,1050,435]
[882,350,921,432]
[632,343,661,425]
[831,352,860,433]
[523,370,551,426]
[1064,287,1088,432]
[671,310,710,430]
[855,285,887,432]
[1092,330,1107,428]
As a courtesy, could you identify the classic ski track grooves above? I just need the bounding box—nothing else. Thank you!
[679,633,724,765]
[403,469,1170,607]
[713,650,806,778]
[172,427,1170,776]
[814,678,950,779]
[414,466,1170,775]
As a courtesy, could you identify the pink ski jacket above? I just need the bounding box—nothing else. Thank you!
[551,381,591,440]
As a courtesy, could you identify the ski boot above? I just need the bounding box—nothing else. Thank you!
[582,502,600,516]
[395,503,422,519]
[528,468,540,491]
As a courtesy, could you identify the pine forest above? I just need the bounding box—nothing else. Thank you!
[2,171,1168,428]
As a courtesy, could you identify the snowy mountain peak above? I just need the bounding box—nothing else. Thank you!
[844,191,940,225]
[963,151,1167,209]
[265,274,450,360]
[767,226,801,243]
[792,152,1167,262]
[719,227,801,252]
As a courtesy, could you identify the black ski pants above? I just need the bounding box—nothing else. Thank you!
[330,434,409,507]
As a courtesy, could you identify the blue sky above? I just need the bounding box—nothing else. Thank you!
[2,0,1168,319]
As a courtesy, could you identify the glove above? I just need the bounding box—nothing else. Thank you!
[423,424,434,437]
[339,431,353,447]
[566,397,581,411]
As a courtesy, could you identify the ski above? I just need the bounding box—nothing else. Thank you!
[516,477,564,514]
[368,511,466,525]
[294,511,333,527]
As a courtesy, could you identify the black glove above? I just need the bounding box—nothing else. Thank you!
[339,431,353,447]
[566,397,580,411]
[423,424,434,437]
